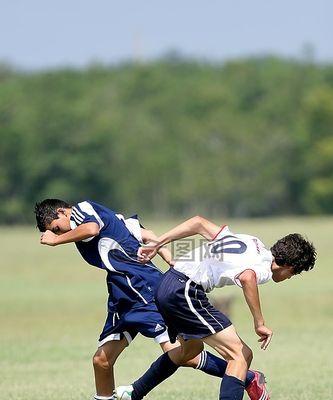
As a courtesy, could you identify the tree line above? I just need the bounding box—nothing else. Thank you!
[0,56,332,224]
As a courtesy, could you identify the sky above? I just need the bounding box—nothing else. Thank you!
[0,0,332,70]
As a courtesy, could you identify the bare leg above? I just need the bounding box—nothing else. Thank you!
[203,325,253,381]
[93,338,128,396]
[160,337,203,367]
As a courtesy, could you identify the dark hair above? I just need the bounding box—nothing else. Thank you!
[34,199,72,232]
[271,233,316,274]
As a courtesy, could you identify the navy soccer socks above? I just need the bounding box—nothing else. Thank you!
[132,352,178,400]
[198,350,255,388]
[132,350,253,400]
[220,374,245,400]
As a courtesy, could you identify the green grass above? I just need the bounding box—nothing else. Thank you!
[1,218,332,399]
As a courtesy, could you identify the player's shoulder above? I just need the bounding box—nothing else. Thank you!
[212,224,253,242]
[72,200,111,230]
[73,199,93,212]
[212,224,231,240]
[76,199,99,211]
[212,226,269,252]
[75,200,114,216]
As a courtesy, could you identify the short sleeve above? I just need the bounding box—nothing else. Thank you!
[253,266,273,285]
[212,225,231,241]
[234,266,272,287]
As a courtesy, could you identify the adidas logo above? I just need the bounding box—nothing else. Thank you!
[154,323,164,332]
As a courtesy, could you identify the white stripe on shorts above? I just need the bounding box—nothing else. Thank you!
[154,329,170,344]
[197,298,224,330]
[184,280,216,334]
[98,333,121,347]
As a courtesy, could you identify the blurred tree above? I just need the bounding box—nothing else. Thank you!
[0,57,332,223]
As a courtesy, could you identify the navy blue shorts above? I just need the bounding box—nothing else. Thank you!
[155,269,232,343]
[98,302,169,347]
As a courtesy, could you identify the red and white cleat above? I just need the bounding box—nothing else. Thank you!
[246,371,270,400]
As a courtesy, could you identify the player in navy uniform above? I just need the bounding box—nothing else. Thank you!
[36,199,173,398]
[115,216,316,400]
[35,200,271,400]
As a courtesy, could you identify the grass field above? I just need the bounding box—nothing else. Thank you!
[1,217,332,400]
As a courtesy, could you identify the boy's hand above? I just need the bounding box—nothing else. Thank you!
[255,324,273,350]
[137,241,159,263]
[40,230,58,246]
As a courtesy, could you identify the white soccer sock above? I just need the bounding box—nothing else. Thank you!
[94,395,116,400]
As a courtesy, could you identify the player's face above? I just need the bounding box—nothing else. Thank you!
[272,265,295,283]
[47,211,71,235]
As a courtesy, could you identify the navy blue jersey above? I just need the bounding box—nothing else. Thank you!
[70,201,163,313]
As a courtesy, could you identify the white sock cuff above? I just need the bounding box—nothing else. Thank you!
[94,395,116,400]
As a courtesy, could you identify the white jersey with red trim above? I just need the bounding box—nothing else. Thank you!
[173,225,273,292]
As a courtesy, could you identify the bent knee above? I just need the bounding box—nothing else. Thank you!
[178,344,204,367]
[226,343,253,365]
[243,346,253,365]
[233,345,253,367]
[92,351,115,371]
[179,353,200,367]
[182,357,200,368]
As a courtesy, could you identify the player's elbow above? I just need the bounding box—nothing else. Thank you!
[238,269,257,285]
[87,223,100,236]
[142,229,157,243]
[190,215,211,237]
[191,215,205,228]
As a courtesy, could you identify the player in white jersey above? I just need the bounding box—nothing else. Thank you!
[173,225,273,292]
[116,216,316,400]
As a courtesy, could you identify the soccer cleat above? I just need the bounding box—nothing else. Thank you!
[246,371,270,400]
[114,385,134,400]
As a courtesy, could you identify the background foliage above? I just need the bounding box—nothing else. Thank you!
[1,56,333,223]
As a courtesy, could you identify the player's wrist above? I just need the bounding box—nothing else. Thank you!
[254,318,265,328]
[153,239,165,251]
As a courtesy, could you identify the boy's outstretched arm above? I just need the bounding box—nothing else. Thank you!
[40,222,100,246]
[141,228,174,266]
[138,216,221,262]
[238,269,273,350]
